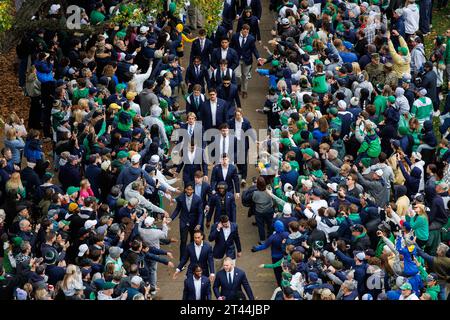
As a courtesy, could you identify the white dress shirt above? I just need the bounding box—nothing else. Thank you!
[223,226,231,241]
[235,119,243,141]
[188,123,195,136]
[221,165,229,181]
[210,100,217,126]
[193,276,202,300]
[239,35,247,48]
[221,48,228,60]
[220,135,230,156]
[187,147,196,164]
[194,241,203,260]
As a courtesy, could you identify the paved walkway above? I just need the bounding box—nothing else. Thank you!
[156,0,278,300]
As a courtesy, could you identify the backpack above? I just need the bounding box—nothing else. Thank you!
[241,186,256,208]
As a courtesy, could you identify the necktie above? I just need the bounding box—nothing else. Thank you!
[196,66,200,76]
[242,37,246,47]
[195,96,200,108]
[228,272,232,285]
[222,137,226,155]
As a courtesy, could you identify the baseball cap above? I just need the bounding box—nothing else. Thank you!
[355,252,366,261]
[78,244,89,257]
[144,217,155,226]
[400,282,412,290]
[84,220,98,229]
[116,150,129,159]
[131,154,141,164]
[67,186,80,196]
[68,202,79,212]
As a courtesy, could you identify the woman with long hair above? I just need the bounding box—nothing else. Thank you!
[4,128,25,166]
[61,264,84,299]
[407,204,429,248]
[5,172,26,199]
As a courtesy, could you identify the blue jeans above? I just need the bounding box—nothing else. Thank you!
[148,259,157,291]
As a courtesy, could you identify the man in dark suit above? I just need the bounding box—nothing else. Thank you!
[228,108,257,186]
[208,215,242,272]
[239,0,262,20]
[206,182,237,226]
[230,24,261,98]
[170,183,205,258]
[221,0,239,33]
[217,76,241,119]
[213,257,254,300]
[208,25,228,49]
[211,38,239,71]
[210,59,237,88]
[190,29,214,69]
[198,88,227,131]
[185,56,209,93]
[173,230,215,281]
[193,170,212,231]
[210,153,240,196]
[175,140,208,185]
[185,87,205,119]
[182,265,211,300]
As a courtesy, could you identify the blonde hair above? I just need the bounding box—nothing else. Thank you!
[34,288,49,300]
[72,108,85,124]
[80,179,90,190]
[7,112,21,126]
[352,62,361,75]
[127,81,137,92]
[61,264,79,291]
[6,172,23,192]
[5,127,17,141]
[103,65,115,77]
[78,98,89,110]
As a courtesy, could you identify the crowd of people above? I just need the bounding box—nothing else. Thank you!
[0,0,449,301]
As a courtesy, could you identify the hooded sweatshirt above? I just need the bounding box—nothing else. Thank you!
[253,220,289,259]
[395,88,410,115]
[402,4,419,35]
[410,43,426,75]
[411,96,433,124]
[388,37,411,77]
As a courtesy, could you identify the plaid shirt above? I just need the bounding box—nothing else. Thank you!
[365,23,377,44]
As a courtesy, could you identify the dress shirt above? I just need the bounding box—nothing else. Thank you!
[195,241,204,260]
[221,165,229,181]
[193,276,202,300]
[186,194,193,211]
[187,147,196,163]
[210,100,217,126]
[220,135,230,156]
[235,119,243,141]
[223,226,231,241]
[221,48,228,60]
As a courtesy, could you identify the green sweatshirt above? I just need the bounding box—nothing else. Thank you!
[263,254,292,269]
[373,95,388,123]
[411,97,434,122]
[312,73,328,94]
[406,214,429,242]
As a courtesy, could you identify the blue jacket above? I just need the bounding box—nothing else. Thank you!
[183,275,211,300]
[198,98,228,131]
[177,241,215,276]
[4,138,25,164]
[208,222,241,259]
[210,163,240,194]
[171,193,204,229]
[211,47,239,70]
[230,33,260,66]
[176,147,208,184]
[58,163,82,191]
[217,83,241,116]
[213,267,254,300]
[421,120,437,147]
[335,249,368,297]
[116,166,164,193]
[221,0,239,31]
[398,161,421,198]
[85,164,102,198]
[238,0,262,20]
[190,38,214,68]
[254,221,289,259]
[34,60,54,83]
[280,170,299,190]
[185,63,209,89]
[207,192,237,223]
[337,111,354,137]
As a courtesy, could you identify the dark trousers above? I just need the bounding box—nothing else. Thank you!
[255,210,273,242]
[179,225,195,258]
[40,81,56,138]
[28,96,42,130]
[272,256,282,287]
[18,58,28,88]
[419,0,432,34]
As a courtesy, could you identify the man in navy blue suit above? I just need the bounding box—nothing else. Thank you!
[173,230,215,282]
[185,87,205,119]
[208,215,242,272]
[190,29,213,69]
[198,88,228,131]
[210,59,237,89]
[175,140,208,185]
[228,108,257,186]
[211,38,239,71]
[206,182,237,226]
[221,0,239,33]
[185,56,209,93]
[217,76,241,119]
[213,257,254,300]
[230,24,261,99]
[182,265,211,300]
[210,153,240,196]
[170,183,205,258]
